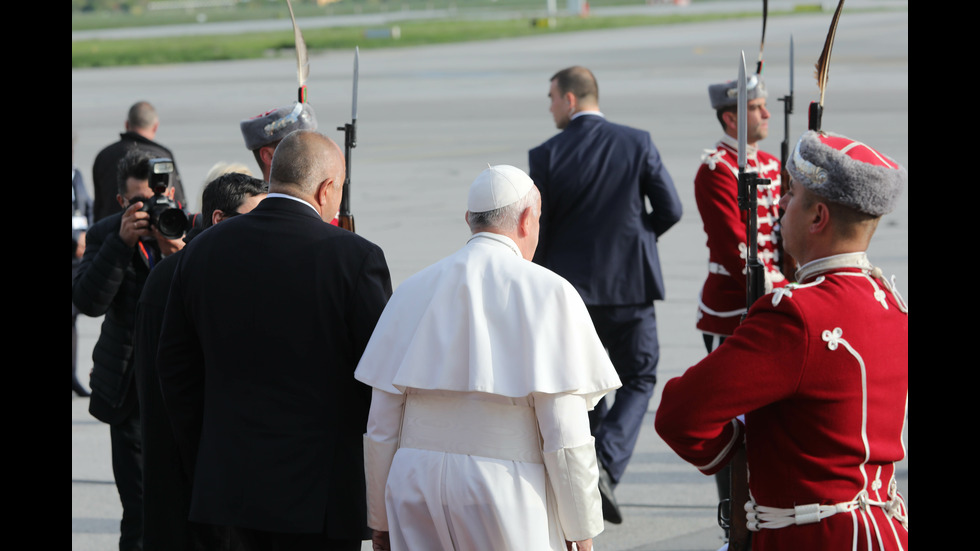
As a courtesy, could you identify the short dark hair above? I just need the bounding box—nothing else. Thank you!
[716,105,736,130]
[252,140,281,172]
[800,185,880,241]
[551,66,599,104]
[202,173,268,229]
[117,149,153,195]
[127,101,158,130]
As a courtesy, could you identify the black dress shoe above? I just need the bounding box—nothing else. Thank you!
[598,464,623,524]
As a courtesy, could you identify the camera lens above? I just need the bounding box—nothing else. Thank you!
[157,208,189,240]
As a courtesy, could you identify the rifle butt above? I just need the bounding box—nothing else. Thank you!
[728,444,752,550]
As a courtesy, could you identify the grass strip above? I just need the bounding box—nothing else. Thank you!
[72,5,834,68]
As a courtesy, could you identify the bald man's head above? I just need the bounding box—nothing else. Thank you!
[269,130,345,196]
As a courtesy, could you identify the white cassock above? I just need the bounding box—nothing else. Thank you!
[355,232,621,550]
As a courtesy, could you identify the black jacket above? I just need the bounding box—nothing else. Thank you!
[72,212,153,424]
[158,198,392,536]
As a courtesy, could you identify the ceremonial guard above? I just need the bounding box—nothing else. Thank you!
[696,77,786,347]
[240,102,318,182]
[656,129,908,550]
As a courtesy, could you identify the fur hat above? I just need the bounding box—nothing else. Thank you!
[708,75,767,110]
[786,131,906,216]
[240,102,318,151]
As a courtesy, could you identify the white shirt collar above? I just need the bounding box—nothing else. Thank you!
[267,192,321,217]
[571,110,605,121]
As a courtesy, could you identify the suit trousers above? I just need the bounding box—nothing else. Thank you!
[587,304,659,484]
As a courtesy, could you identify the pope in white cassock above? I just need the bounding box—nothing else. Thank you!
[355,165,622,551]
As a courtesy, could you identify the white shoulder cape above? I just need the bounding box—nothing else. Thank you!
[355,233,620,409]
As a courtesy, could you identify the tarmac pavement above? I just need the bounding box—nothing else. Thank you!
[72,6,907,549]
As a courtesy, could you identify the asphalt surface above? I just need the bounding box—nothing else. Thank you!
[72,6,908,550]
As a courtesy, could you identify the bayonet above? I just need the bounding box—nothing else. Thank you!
[337,47,359,233]
[779,36,794,169]
[738,52,748,172]
[777,35,797,279]
[352,46,359,122]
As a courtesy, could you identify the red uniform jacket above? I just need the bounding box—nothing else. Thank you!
[657,253,908,550]
[694,136,786,336]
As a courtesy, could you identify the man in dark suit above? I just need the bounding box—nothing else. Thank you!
[135,172,267,551]
[529,66,683,524]
[157,130,392,550]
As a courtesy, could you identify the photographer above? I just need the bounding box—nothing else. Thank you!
[72,149,186,551]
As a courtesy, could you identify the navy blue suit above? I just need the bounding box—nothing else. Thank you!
[530,113,681,483]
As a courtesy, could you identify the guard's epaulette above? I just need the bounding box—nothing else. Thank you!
[771,277,825,307]
[701,147,737,173]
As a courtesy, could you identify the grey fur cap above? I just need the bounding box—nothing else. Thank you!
[708,75,767,110]
[786,130,906,216]
[240,102,318,151]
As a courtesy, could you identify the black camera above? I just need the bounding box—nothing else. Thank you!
[140,158,188,239]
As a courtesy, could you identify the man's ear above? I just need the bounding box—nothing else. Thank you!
[259,145,276,169]
[565,91,577,111]
[810,202,831,235]
[117,194,126,208]
[317,176,342,209]
[518,206,533,237]
[212,209,226,227]
[315,179,331,208]
[723,111,737,133]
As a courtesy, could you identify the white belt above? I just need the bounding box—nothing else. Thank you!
[745,486,908,532]
[400,394,543,464]
[708,261,732,276]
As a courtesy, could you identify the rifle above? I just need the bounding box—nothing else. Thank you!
[720,3,770,546]
[337,47,359,233]
[725,5,847,546]
[722,51,772,551]
[777,36,798,279]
